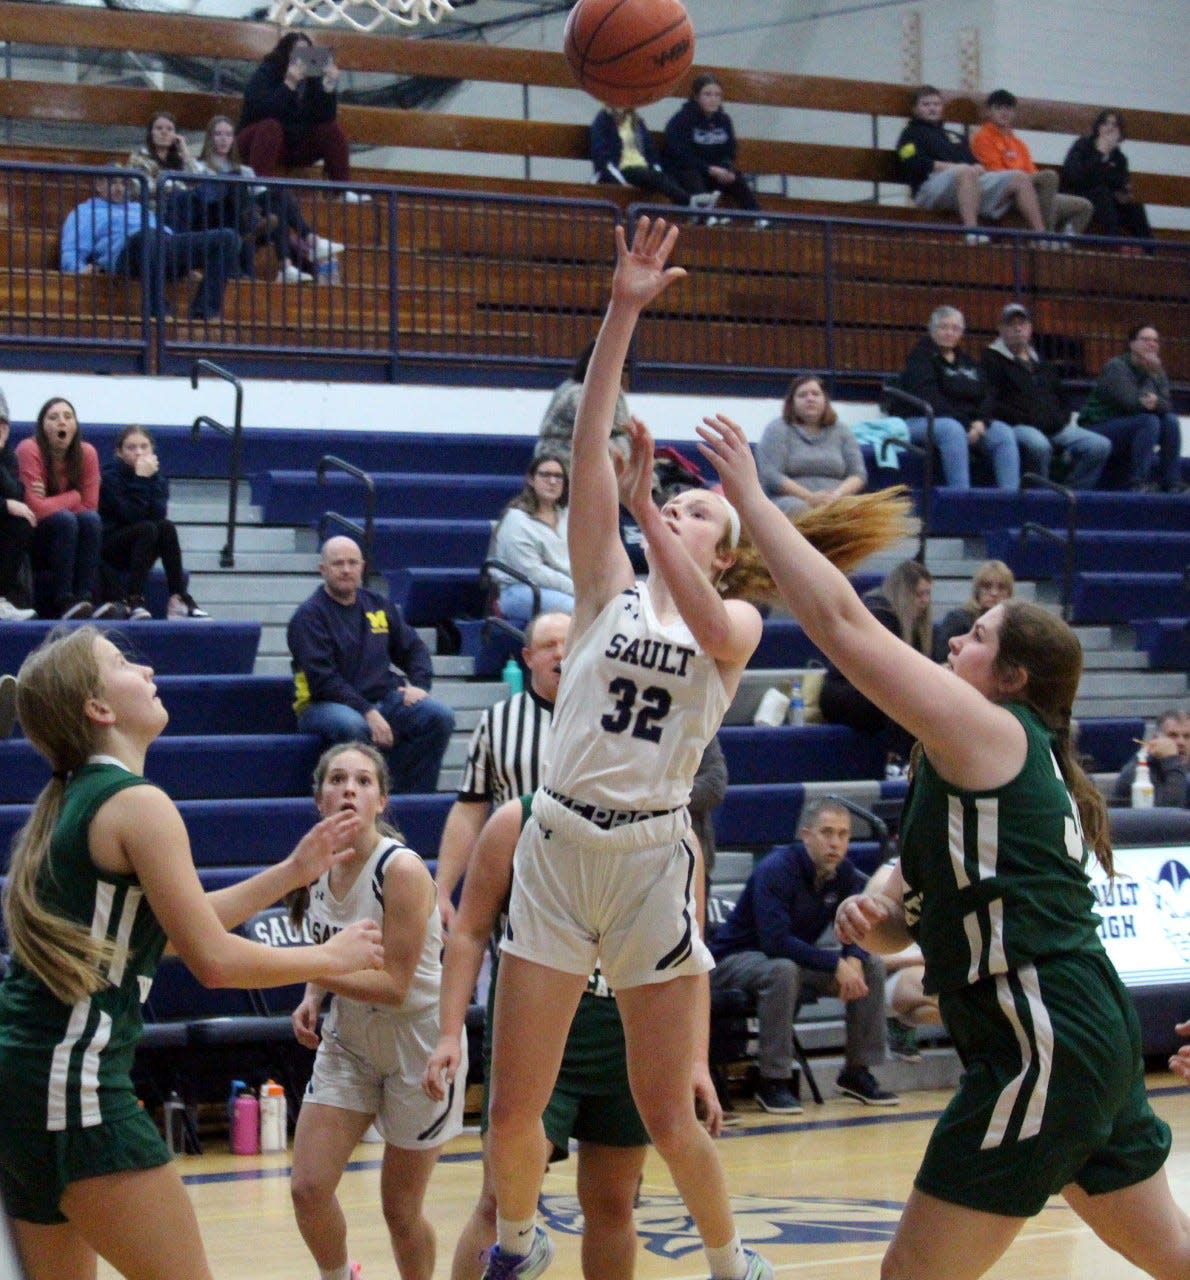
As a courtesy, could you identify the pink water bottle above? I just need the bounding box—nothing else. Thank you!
[230,1088,260,1155]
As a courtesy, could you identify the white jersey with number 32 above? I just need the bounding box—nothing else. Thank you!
[544,585,728,813]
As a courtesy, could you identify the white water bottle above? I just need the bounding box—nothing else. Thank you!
[1131,748,1154,809]
[259,1080,287,1153]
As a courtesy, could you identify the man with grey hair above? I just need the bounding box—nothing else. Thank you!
[709,796,898,1111]
[1113,708,1189,808]
[287,534,455,794]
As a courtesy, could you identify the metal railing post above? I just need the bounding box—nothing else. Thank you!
[190,358,244,568]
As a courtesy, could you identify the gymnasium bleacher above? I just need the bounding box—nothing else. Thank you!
[0,4,1186,1099]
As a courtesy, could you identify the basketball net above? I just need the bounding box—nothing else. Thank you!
[268,0,455,32]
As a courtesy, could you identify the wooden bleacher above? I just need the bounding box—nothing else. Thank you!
[0,2,1186,386]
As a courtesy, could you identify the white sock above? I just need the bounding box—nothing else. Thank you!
[706,1236,748,1279]
[319,1265,350,1280]
[496,1215,537,1257]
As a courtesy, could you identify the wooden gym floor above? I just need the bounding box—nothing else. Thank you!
[103,1074,1189,1280]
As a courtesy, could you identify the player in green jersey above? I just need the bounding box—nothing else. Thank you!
[698,416,1188,1280]
[0,626,385,1280]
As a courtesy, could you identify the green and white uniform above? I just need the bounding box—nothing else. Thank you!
[899,704,1170,1216]
[0,761,170,1223]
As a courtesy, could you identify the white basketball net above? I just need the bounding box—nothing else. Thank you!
[269,0,455,32]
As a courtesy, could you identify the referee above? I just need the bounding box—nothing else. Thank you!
[435,611,570,928]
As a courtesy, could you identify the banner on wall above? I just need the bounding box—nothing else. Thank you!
[1089,845,1190,988]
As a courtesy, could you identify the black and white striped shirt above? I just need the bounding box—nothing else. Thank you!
[457,687,553,805]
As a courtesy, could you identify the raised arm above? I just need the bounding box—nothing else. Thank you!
[697,415,1025,790]
[95,786,384,988]
[568,218,686,631]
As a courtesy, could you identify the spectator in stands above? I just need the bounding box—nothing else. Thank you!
[1112,708,1188,808]
[932,560,1015,662]
[895,305,1020,490]
[894,85,1047,243]
[866,863,941,1063]
[434,610,570,929]
[127,110,202,231]
[709,796,898,1111]
[0,391,37,621]
[98,425,208,621]
[237,32,360,198]
[537,340,632,463]
[486,453,574,628]
[14,398,104,620]
[287,535,455,795]
[756,375,867,515]
[662,73,763,222]
[1078,326,1185,492]
[591,105,721,211]
[197,114,342,283]
[820,558,932,767]
[1060,109,1154,243]
[59,170,240,321]
[288,742,464,1280]
[981,303,1111,489]
[970,90,1092,238]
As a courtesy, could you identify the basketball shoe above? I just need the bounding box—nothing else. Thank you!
[482,1226,554,1278]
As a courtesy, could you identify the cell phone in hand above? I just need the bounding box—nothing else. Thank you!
[302,46,332,76]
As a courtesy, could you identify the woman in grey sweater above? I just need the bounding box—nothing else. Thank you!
[756,375,867,514]
[488,453,573,627]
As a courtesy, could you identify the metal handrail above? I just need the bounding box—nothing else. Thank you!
[190,359,243,568]
[316,455,376,575]
[880,385,935,566]
[481,555,541,641]
[1020,473,1078,621]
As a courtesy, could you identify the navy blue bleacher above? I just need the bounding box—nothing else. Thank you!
[720,725,887,784]
[924,490,1189,537]
[0,735,324,804]
[0,621,261,678]
[1132,618,1190,671]
[1076,718,1146,771]
[712,779,908,856]
[254,471,520,523]
[985,529,1190,578]
[747,620,822,669]
[356,518,492,570]
[1071,572,1187,626]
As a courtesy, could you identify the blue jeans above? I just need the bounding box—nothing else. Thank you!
[1084,412,1182,489]
[31,509,101,611]
[497,583,574,629]
[906,416,1019,489]
[298,686,455,795]
[1012,423,1112,490]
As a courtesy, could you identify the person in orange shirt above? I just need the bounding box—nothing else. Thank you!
[971,90,1092,238]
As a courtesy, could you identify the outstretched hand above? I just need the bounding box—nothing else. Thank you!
[611,216,686,312]
[288,809,362,888]
[614,416,656,521]
[695,413,762,506]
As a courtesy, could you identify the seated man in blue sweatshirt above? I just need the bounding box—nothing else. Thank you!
[709,797,898,1112]
[288,535,455,794]
[59,170,240,320]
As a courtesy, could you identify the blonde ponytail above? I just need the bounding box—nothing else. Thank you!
[4,627,116,1004]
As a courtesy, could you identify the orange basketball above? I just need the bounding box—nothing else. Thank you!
[564,0,695,109]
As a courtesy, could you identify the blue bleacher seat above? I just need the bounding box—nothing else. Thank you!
[1132,618,1190,672]
[254,471,520,523]
[0,735,323,804]
[1071,573,1187,626]
[0,621,261,677]
[352,518,492,571]
[1075,718,1147,771]
[924,490,1190,538]
[986,529,1190,578]
[384,567,487,625]
[748,620,823,669]
[719,725,888,784]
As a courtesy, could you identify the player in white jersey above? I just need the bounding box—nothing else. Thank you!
[483,217,769,1280]
[289,743,465,1280]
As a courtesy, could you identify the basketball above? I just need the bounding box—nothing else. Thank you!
[564,0,695,109]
